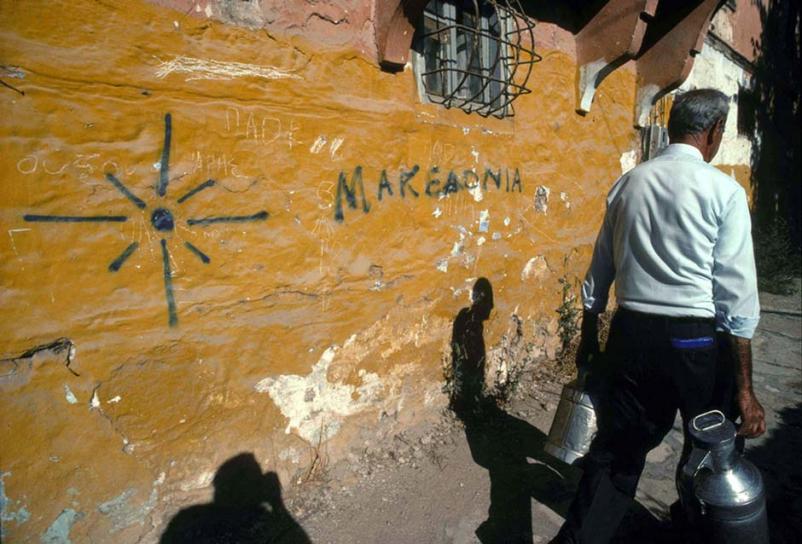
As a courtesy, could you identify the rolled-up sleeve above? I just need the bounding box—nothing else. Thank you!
[712,188,760,338]
[582,208,616,314]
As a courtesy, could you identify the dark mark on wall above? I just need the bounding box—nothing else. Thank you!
[157,113,172,197]
[377,170,393,201]
[151,208,175,232]
[334,166,523,222]
[160,239,178,328]
[0,78,25,96]
[400,165,420,198]
[105,173,147,209]
[23,214,128,223]
[334,166,370,222]
[109,242,139,272]
[187,211,269,226]
[184,241,211,264]
[177,179,216,204]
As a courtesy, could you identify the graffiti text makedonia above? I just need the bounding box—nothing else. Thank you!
[334,166,522,222]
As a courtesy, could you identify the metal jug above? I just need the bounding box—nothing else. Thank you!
[678,410,769,543]
[544,370,598,464]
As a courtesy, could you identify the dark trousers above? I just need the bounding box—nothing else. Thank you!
[557,308,736,544]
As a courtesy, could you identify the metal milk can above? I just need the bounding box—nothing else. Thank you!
[544,370,598,464]
[678,410,770,543]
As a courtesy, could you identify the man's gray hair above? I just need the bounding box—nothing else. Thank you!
[668,89,730,139]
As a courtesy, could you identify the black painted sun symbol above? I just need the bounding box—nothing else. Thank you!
[23,113,269,327]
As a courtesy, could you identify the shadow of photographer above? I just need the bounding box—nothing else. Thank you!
[160,452,311,544]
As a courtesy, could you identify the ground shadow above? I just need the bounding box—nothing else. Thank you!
[746,402,802,543]
[450,278,576,543]
[450,278,666,543]
[160,453,311,544]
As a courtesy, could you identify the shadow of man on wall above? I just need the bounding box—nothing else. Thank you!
[160,452,311,544]
[450,278,577,543]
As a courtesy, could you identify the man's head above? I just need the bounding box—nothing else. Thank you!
[668,89,730,162]
[471,277,494,321]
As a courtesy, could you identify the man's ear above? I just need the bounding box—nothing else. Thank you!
[707,118,724,144]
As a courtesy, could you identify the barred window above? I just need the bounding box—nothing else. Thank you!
[412,0,538,118]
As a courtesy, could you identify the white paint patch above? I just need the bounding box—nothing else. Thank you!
[534,186,550,214]
[279,447,302,464]
[7,228,30,257]
[432,207,442,218]
[255,347,383,444]
[329,137,344,160]
[477,236,486,246]
[504,216,511,226]
[619,150,638,174]
[436,258,449,273]
[41,508,82,544]
[90,390,100,409]
[204,3,213,17]
[478,209,490,232]
[63,385,77,405]
[521,256,549,281]
[108,396,122,404]
[451,240,463,257]
[559,192,571,210]
[180,470,214,492]
[1,472,31,528]
[309,136,327,154]
[492,232,501,240]
[468,177,484,202]
[155,56,301,82]
[470,146,479,164]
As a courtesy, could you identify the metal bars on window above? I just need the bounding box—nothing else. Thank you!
[415,0,539,117]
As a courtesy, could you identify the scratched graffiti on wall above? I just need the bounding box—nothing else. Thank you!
[334,166,523,222]
[21,114,269,328]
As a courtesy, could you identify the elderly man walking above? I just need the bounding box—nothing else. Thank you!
[551,89,766,544]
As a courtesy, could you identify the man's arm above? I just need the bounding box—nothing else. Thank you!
[722,334,766,437]
[578,204,615,369]
[713,188,765,437]
[576,310,600,369]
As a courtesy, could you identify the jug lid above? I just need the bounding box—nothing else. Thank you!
[689,410,736,448]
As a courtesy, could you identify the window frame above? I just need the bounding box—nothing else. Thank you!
[411,0,513,117]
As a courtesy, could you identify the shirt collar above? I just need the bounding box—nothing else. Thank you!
[659,143,704,161]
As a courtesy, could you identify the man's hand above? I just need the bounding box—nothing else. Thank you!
[576,310,600,371]
[737,389,766,438]
[576,336,600,369]
[723,333,766,438]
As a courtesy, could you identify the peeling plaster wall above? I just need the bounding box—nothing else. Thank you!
[679,35,754,192]
[0,1,638,541]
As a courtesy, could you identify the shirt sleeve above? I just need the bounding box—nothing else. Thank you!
[582,206,616,314]
[712,188,760,338]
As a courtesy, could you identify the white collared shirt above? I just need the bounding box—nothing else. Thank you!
[581,143,760,338]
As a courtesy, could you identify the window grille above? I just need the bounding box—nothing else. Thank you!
[412,0,540,118]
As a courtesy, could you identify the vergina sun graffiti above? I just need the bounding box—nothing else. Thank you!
[23,113,269,327]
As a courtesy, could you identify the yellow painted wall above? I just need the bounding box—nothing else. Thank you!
[0,1,638,541]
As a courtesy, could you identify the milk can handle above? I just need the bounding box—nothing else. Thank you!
[692,409,726,432]
[681,446,711,496]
